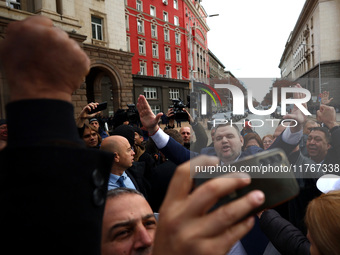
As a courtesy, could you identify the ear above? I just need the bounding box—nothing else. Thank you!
[240,135,244,146]
[114,152,119,163]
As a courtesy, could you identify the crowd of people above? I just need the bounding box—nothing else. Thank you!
[1,16,340,255]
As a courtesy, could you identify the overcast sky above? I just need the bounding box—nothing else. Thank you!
[202,0,306,101]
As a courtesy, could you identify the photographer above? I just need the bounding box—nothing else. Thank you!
[76,102,109,141]
[166,105,208,153]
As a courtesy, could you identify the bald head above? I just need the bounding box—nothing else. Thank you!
[101,135,135,173]
[101,135,129,154]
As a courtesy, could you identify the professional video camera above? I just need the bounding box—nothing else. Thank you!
[169,98,189,121]
[126,104,140,125]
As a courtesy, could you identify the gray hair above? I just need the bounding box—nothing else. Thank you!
[106,187,144,200]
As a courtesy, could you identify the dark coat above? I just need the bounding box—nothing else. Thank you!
[0,100,114,255]
[259,209,310,255]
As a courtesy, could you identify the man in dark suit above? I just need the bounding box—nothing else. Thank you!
[100,135,151,200]
[137,94,306,166]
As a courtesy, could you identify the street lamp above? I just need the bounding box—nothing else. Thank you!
[188,13,219,119]
[188,13,219,93]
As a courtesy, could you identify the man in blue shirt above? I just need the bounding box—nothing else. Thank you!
[101,135,136,190]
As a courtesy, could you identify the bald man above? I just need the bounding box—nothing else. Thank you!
[101,136,136,190]
[101,136,150,199]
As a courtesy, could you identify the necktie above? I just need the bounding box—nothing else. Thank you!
[117,176,126,187]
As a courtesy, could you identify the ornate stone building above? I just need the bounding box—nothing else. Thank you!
[0,0,133,118]
[279,0,340,106]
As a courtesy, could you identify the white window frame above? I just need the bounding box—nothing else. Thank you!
[125,15,129,30]
[6,0,20,9]
[126,36,130,52]
[165,46,171,60]
[177,68,182,79]
[136,0,143,11]
[151,24,157,38]
[175,32,181,45]
[163,11,168,22]
[91,16,103,40]
[140,62,147,75]
[164,29,170,42]
[150,105,161,115]
[153,64,159,76]
[152,43,159,58]
[166,66,172,78]
[137,19,144,34]
[173,0,178,9]
[139,40,146,55]
[150,5,156,16]
[169,88,179,99]
[176,49,181,62]
[174,16,179,26]
[144,87,157,99]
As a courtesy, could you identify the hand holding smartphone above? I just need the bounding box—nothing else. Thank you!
[88,102,107,114]
[194,148,299,219]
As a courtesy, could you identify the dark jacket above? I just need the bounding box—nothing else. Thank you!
[0,100,114,255]
[259,209,310,255]
[184,122,208,153]
[126,161,151,201]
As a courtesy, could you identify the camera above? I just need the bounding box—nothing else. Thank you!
[126,104,140,125]
[169,98,189,121]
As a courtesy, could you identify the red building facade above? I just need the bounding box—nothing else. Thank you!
[125,0,210,113]
[126,0,188,79]
[184,0,210,84]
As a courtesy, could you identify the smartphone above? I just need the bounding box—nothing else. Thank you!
[88,102,107,114]
[194,148,299,218]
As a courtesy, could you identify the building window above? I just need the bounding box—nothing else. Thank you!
[140,62,147,75]
[150,6,156,16]
[144,87,157,99]
[137,20,144,34]
[136,0,142,11]
[174,0,178,9]
[169,88,179,99]
[165,47,171,60]
[174,16,179,26]
[91,16,103,40]
[139,40,146,55]
[163,11,168,22]
[175,32,181,45]
[150,105,161,115]
[153,64,159,76]
[151,24,157,38]
[6,0,21,9]
[152,44,159,58]
[176,49,181,62]
[126,36,130,52]
[177,68,182,79]
[164,29,170,42]
[125,15,129,30]
[165,66,171,78]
